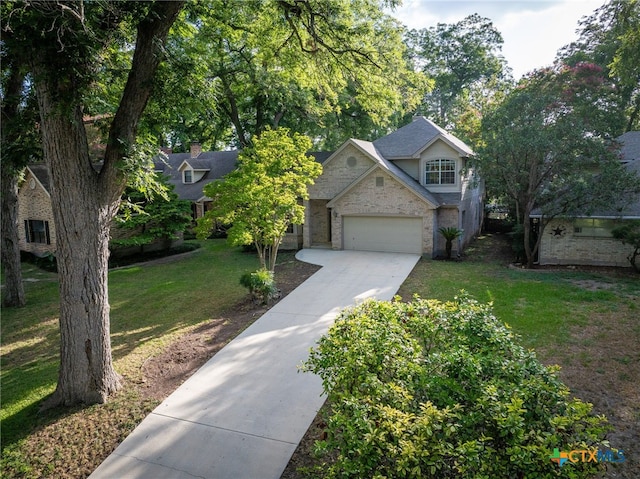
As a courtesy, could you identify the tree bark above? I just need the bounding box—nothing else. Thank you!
[28,0,185,408]
[1,166,26,308]
[1,64,28,308]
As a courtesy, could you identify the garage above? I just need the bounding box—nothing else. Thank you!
[343,216,423,254]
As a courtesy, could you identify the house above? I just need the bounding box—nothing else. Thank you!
[153,143,239,220]
[17,163,188,258]
[303,116,484,256]
[153,144,333,250]
[18,164,56,257]
[533,131,640,267]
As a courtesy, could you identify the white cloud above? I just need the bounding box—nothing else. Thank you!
[388,0,604,79]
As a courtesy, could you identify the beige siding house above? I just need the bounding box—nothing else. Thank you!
[304,117,484,257]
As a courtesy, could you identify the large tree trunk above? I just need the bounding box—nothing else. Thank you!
[27,0,185,408]
[34,89,121,407]
[1,167,26,308]
[1,64,27,308]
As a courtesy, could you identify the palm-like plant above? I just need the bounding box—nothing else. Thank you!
[438,227,463,260]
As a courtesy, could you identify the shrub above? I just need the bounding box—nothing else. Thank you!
[239,269,278,304]
[303,294,608,478]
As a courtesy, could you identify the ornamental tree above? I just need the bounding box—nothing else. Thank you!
[196,128,321,271]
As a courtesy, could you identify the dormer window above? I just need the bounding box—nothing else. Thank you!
[184,169,193,184]
[425,159,456,185]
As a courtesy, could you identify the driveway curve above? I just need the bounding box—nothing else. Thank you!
[90,249,420,479]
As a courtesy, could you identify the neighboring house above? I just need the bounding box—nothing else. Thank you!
[533,131,640,267]
[303,116,484,256]
[18,164,56,257]
[154,143,239,220]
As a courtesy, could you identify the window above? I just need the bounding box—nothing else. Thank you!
[183,169,193,184]
[25,220,51,244]
[425,159,456,185]
[376,176,384,187]
[573,219,615,238]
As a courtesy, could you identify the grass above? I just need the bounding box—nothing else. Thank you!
[3,234,639,478]
[1,240,259,452]
[397,253,639,351]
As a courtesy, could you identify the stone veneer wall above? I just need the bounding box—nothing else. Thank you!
[538,218,632,267]
[330,170,435,254]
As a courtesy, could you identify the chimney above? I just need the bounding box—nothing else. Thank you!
[190,142,202,158]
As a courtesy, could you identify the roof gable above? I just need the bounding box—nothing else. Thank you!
[373,116,473,159]
[327,139,440,208]
[26,164,51,195]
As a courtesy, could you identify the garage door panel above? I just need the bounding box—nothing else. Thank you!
[343,217,422,254]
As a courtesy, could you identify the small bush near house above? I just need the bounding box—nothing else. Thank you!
[240,269,279,304]
[303,295,608,479]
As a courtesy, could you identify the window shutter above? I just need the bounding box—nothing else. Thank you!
[25,220,31,243]
[45,221,51,245]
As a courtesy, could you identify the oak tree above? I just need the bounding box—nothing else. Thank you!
[2,0,184,407]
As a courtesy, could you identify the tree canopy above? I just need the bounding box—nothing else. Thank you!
[477,63,640,268]
[405,14,511,142]
[143,0,428,151]
[196,128,321,271]
[558,0,640,132]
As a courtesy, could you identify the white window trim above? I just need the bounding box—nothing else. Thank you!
[183,168,194,184]
[421,158,458,187]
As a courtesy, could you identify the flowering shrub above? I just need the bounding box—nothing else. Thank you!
[303,294,608,478]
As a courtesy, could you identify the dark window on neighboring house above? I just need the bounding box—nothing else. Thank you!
[184,169,193,183]
[24,220,51,244]
[425,159,456,185]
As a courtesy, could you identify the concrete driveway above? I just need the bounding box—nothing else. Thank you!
[90,249,420,479]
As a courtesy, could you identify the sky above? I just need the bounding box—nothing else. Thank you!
[387,0,605,79]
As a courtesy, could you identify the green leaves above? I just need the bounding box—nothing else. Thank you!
[196,127,321,270]
[303,295,608,478]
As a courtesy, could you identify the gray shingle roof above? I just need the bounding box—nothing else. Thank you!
[28,164,51,192]
[373,116,474,159]
[155,150,332,202]
[155,151,239,202]
[619,131,640,163]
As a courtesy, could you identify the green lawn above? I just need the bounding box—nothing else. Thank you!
[1,240,259,449]
[397,252,639,351]
[2,235,638,478]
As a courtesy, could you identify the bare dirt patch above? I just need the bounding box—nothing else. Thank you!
[138,253,320,402]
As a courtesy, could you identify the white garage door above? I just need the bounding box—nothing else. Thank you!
[343,216,423,254]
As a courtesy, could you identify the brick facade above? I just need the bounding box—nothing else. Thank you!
[539,218,633,267]
[328,169,436,253]
[17,170,56,257]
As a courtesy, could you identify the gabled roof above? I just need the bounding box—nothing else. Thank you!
[373,116,474,159]
[155,151,239,202]
[26,164,51,194]
[619,131,640,163]
[326,139,443,209]
[155,149,331,202]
